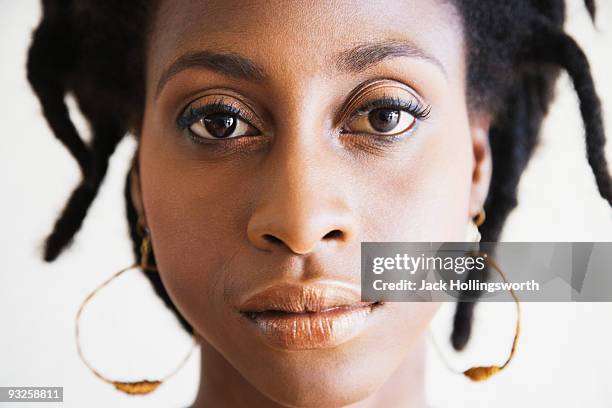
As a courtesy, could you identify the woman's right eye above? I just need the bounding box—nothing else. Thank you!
[177,100,261,141]
[189,113,259,140]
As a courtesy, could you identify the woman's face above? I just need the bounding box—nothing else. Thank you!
[137,0,490,406]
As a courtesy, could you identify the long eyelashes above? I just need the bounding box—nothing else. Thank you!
[353,96,431,121]
[177,99,254,130]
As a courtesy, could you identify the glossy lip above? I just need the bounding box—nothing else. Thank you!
[237,282,381,350]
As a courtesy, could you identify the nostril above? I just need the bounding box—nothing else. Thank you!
[323,229,343,240]
[262,234,283,245]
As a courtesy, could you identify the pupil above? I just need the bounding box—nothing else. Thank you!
[203,114,237,138]
[368,109,400,132]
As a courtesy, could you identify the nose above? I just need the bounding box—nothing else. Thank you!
[247,143,356,255]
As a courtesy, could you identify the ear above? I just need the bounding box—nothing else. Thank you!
[129,152,146,225]
[468,116,492,218]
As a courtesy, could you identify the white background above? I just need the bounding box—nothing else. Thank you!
[1,1,611,407]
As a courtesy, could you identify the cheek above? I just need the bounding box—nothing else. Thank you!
[360,114,473,242]
[137,122,250,343]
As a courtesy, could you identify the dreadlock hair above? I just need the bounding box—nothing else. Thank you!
[27,0,612,349]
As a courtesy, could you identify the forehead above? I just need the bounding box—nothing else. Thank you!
[147,0,464,91]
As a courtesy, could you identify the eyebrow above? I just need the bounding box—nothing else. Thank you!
[156,51,267,97]
[334,39,446,75]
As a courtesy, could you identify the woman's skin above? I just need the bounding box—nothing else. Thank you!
[131,0,492,406]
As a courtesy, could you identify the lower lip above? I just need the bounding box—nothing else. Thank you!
[240,304,377,350]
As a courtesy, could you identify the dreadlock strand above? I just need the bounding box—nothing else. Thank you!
[43,182,96,261]
[526,23,612,206]
[584,0,596,20]
[43,119,124,261]
[557,34,612,205]
[26,16,92,177]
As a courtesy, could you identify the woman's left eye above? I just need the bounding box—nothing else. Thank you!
[188,113,258,140]
[345,108,416,136]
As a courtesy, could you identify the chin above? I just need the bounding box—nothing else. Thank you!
[249,346,390,408]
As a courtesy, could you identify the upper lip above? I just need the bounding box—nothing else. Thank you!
[238,281,373,313]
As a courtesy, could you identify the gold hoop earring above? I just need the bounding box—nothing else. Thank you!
[465,207,486,243]
[429,250,521,382]
[135,215,157,273]
[473,208,486,227]
[75,224,197,395]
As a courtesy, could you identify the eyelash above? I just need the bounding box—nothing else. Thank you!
[353,96,431,121]
[177,100,250,130]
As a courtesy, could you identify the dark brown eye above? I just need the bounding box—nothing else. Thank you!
[189,113,257,140]
[368,109,400,133]
[203,114,237,138]
[346,108,416,136]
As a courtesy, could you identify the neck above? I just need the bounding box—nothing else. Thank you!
[191,337,427,408]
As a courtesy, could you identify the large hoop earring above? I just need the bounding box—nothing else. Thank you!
[430,234,521,381]
[75,221,197,395]
[459,253,520,381]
